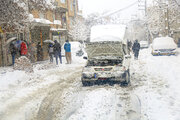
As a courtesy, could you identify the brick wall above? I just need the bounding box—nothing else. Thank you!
[31,10,39,18]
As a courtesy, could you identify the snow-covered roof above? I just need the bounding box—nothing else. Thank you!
[53,20,61,25]
[90,24,126,43]
[33,18,53,24]
[29,14,53,25]
[152,37,177,50]
[50,28,67,31]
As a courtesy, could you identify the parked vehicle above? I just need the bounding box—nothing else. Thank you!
[62,41,85,57]
[140,41,148,49]
[151,37,177,56]
[81,25,131,86]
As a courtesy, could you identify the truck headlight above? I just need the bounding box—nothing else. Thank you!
[82,72,93,78]
[114,66,126,71]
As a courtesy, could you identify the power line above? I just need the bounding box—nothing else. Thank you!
[173,0,180,6]
[97,1,138,19]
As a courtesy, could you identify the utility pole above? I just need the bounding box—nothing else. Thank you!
[165,1,169,36]
[138,0,150,42]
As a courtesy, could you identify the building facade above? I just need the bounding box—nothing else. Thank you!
[0,0,79,66]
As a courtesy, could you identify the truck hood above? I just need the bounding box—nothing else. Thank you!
[85,41,125,59]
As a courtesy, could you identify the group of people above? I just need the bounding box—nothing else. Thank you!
[9,41,28,65]
[48,40,72,65]
[9,39,72,66]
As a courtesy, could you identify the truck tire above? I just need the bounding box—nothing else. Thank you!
[82,81,88,86]
[82,79,93,86]
[121,70,130,86]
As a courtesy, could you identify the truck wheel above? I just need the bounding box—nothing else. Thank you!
[121,71,130,86]
[82,81,93,86]
[82,81,88,86]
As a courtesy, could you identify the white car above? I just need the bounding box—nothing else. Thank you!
[152,37,177,56]
[140,41,149,49]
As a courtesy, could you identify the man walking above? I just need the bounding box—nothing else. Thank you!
[54,40,62,65]
[132,40,140,60]
[64,40,71,64]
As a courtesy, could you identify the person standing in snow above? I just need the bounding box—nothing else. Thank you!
[132,40,140,60]
[37,42,43,61]
[54,40,62,65]
[64,40,71,64]
[10,43,17,66]
[28,42,36,63]
[20,41,28,56]
[48,43,54,63]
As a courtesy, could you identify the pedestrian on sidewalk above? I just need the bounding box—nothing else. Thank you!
[20,41,28,56]
[54,40,62,65]
[37,42,43,61]
[132,39,140,60]
[10,43,17,66]
[28,42,36,63]
[48,43,54,63]
[64,40,71,64]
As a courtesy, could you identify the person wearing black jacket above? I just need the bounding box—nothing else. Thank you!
[132,40,140,60]
[53,40,62,65]
[10,43,16,65]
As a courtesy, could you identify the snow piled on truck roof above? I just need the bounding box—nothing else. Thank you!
[152,36,177,50]
[90,24,126,43]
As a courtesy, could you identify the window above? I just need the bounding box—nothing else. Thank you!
[70,2,73,11]
[60,0,66,3]
[53,13,55,21]
[39,12,45,19]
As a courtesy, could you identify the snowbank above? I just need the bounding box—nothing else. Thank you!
[152,37,177,50]
[33,18,53,24]
[53,20,61,25]
[90,24,126,43]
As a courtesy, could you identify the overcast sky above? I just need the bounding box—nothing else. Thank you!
[79,0,139,18]
[78,0,153,19]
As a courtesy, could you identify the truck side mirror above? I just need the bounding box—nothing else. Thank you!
[125,55,131,59]
[83,56,88,60]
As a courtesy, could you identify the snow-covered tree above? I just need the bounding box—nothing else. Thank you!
[0,0,55,32]
[0,0,28,31]
[68,17,89,42]
[147,0,180,37]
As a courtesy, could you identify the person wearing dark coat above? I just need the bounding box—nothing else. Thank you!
[10,43,17,65]
[37,42,43,61]
[48,44,54,63]
[54,40,62,65]
[132,40,140,59]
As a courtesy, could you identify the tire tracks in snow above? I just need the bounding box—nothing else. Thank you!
[35,68,83,120]
[0,66,83,120]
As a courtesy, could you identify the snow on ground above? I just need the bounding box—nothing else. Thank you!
[131,48,180,120]
[0,43,86,120]
[0,44,180,120]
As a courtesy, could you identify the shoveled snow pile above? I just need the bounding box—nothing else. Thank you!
[90,24,126,43]
[152,37,177,50]
[14,56,33,72]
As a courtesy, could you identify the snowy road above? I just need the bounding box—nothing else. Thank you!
[0,48,180,120]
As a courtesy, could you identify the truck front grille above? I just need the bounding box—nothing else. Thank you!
[94,68,112,71]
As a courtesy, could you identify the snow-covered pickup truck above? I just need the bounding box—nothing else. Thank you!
[81,41,131,86]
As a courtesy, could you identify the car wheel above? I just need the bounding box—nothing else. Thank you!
[82,80,93,86]
[121,71,130,86]
[82,81,87,86]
